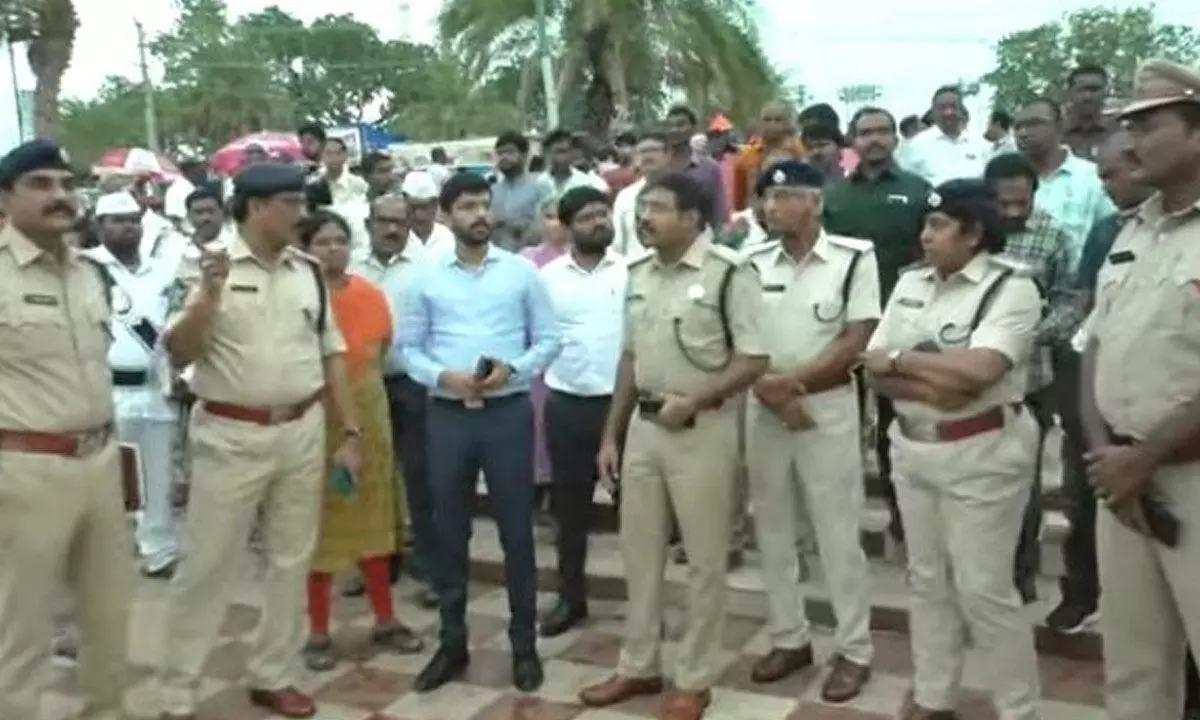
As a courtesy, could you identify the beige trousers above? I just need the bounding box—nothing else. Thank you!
[890,407,1041,720]
[617,408,739,691]
[0,441,132,720]
[159,404,325,715]
[1099,460,1200,720]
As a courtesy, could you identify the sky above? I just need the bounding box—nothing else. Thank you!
[17,0,1200,124]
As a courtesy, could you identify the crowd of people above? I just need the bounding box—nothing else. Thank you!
[1,54,1200,720]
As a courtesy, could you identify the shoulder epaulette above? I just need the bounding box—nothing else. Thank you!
[744,240,780,258]
[627,251,655,268]
[826,234,874,253]
[990,254,1035,278]
[705,241,746,266]
[898,260,930,275]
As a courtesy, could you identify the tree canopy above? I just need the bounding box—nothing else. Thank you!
[984,5,1200,113]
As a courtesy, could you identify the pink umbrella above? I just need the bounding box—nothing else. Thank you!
[93,147,181,179]
[211,131,303,176]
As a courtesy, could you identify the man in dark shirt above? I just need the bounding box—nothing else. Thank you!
[662,104,728,227]
[823,106,930,543]
[1063,64,1118,161]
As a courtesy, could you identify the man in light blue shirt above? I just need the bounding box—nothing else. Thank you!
[396,172,561,695]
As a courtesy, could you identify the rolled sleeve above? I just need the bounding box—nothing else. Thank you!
[727,263,767,357]
[846,250,882,323]
[969,276,1041,365]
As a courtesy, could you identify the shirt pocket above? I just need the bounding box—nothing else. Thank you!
[672,296,730,370]
[0,298,73,360]
[1168,269,1200,343]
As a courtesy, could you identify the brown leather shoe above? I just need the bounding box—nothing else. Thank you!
[579,675,665,707]
[750,645,814,683]
[897,689,958,720]
[820,654,870,702]
[658,689,711,720]
[248,687,316,718]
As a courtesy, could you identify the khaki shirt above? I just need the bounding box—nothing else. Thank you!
[746,232,880,374]
[1087,196,1200,438]
[0,225,114,431]
[867,252,1041,423]
[624,234,766,398]
[167,231,345,406]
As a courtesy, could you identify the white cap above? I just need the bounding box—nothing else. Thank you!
[94,191,142,218]
[401,170,439,201]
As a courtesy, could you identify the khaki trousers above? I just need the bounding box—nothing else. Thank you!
[890,407,1041,720]
[1099,460,1200,720]
[746,388,873,665]
[159,404,325,715]
[0,441,132,720]
[617,408,739,691]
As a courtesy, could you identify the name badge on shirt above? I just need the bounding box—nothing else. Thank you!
[229,284,259,293]
[886,194,909,204]
[1108,250,1136,265]
[23,293,59,306]
[897,297,925,309]
[762,284,786,293]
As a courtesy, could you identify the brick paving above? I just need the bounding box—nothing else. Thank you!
[44,565,1105,720]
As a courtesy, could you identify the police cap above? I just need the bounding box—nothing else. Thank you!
[232,161,308,199]
[927,178,1003,247]
[0,139,72,188]
[755,159,825,197]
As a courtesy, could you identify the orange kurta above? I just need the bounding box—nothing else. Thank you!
[312,274,399,572]
[731,138,807,211]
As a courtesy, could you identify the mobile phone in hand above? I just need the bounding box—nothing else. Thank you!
[331,464,357,498]
[474,357,496,380]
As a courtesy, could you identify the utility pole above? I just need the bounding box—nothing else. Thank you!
[134,19,160,153]
[535,0,558,130]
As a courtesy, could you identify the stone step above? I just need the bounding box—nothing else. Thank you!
[464,517,1101,664]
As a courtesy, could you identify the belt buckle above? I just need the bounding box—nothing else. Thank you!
[900,418,939,443]
[74,428,107,457]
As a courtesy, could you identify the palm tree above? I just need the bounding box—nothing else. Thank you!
[439,0,782,136]
[1,0,78,138]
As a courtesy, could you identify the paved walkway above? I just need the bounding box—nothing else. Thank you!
[44,553,1106,720]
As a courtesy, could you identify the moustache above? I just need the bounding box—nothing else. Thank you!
[470,221,491,232]
[44,203,74,217]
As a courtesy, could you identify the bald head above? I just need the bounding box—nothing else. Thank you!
[759,100,796,143]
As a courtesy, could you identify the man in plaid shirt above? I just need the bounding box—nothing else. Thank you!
[985,153,1078,603]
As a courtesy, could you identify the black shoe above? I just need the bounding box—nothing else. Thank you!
[512,651,543,692]
[413,645,469,693]
[1045,599,1099,634]
[539,601,588,638]
[142,560,177,580]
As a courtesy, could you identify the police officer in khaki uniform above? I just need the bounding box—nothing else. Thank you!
[1081,61,1200,720]
[743,161,878,702]
[861,179,1042,720]
[158,163,360,720]
[579,173,768,720]
[0,140,132,720]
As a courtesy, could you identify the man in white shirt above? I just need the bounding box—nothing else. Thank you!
[900,85,994,185]
[323,138,370,207]
[538,186,627,638]
[612,130,670,257]
[401,170,456,256]
[538,128,610,199]
[347,195,439,606]
[83,192,181,578]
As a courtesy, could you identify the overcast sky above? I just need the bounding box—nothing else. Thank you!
[44,0,1200,123]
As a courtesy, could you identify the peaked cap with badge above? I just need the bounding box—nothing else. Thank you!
[754,159,825,197]
[0,139,73,188]
[1116,59,1200,118]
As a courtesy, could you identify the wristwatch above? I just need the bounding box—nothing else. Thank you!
[887,349,904,373]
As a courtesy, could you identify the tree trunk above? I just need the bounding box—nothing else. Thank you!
[554,47,582,124]
[25,0,77,139]
[602,36,630,133]
[516,54,536,123]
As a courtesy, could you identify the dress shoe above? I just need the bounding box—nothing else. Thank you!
[416,586,439,609]
[248,687,316,718]
[413,645,469,693]
[539,600,588,637]
[372,622,424,654]
[142,561,177,580]
[750,646,813,683]
[820,654,870,702]
[579,675,665,707]
[898,689,958,719]
[512,651,544,692]
[659,689,710,720]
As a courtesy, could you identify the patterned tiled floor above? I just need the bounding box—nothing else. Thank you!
[45,558,1105,720]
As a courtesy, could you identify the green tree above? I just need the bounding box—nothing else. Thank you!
[438,0,782,136]
[984,5,1200,113]
[58,77,147,163]
[1,0,78,137]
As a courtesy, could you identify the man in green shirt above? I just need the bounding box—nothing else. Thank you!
[823,106,931,544]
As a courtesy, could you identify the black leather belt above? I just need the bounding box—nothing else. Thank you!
[112,369,148,387]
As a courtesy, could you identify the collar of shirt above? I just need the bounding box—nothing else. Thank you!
[1135,193,1200,224]
[914,251,991,284]
[225,231,300,267]
[1043,146,1091,179]
[766,231,834,267]
[441,242,504,268]
[86,243,156,276]
[849,162,900,183]
[651,232,712,271]
[1,224,85,269]
[563,248,622,274]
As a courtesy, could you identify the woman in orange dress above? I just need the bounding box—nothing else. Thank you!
[298,210,424,671]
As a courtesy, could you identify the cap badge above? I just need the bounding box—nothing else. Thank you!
[927,191,941,208]
[772,169,786,184]
[59,147,70,163]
